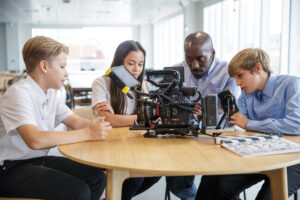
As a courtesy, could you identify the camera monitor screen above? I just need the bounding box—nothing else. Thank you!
[110,66,140,89]
[163,66,184,84]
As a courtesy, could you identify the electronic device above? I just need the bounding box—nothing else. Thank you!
[205,94,218,127]
[105,65,140,95]
[106,65,239,137]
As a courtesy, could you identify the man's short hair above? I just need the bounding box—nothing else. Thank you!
[22,36,69,74]
[228,48,272,77]
[184,31,213,52]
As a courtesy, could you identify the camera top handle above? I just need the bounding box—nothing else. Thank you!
[146,70,181,92]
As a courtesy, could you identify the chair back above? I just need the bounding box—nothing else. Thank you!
[64,83,74,109]
[67,107,94,131]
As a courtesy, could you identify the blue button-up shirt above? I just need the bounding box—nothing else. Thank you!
[238,74,300,135]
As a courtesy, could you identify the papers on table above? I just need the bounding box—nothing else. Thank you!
[214,134,300,157]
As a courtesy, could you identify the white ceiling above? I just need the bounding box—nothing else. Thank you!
[0,0,207,26]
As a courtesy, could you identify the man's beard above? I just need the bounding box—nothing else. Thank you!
[192,68,206,79]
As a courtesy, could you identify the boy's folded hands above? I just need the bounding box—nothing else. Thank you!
[88,116,112,140]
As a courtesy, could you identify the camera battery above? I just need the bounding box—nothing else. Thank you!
[205,94,218,126]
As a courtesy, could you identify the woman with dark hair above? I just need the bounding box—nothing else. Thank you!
[92,40,146,126]
[92,40,160,199]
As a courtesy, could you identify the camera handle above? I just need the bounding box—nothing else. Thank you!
[216,113,226,129]
[127,89,151,100]
[199,97,220,137]
[126,92,134,99]
[215,99,231,129]
[200,97,207,134]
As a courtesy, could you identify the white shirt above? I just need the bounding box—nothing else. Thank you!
[92,75,147,115]
[0,76,72,165]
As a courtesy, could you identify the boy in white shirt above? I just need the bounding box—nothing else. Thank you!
[0,36,111,200]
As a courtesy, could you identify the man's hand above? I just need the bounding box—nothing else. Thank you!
[228,112,249,130]
[88,116,112,140]
[193,101,202,115]
[95,101,114,114]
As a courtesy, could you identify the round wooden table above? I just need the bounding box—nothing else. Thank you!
[59,127,300,200]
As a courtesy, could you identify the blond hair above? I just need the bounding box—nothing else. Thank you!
[22,36,69,74]
[228,48,272,77]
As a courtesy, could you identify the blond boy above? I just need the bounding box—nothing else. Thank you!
[0,36,111,199]
[196,48,300,200]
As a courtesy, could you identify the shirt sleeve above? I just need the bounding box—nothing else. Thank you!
[54,102,73,128]
[237,93,249,118]
[0,87,37,133]
[92,76,110,107]
[246,79,300,135]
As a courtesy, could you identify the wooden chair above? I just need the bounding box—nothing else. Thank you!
[64,82,74,109]
[73,89,92,107]
[67,107,95,131]
[64,82,92,109]
[0,73,26,95]
[72,107,94,120]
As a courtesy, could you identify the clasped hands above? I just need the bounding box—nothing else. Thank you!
[94,101,115,114]
[89,101,114,140]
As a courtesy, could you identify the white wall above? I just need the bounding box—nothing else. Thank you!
[18,24,32,72]
[183,2,204,36]
[6,23,20,72]
[5,23,31,73]
[0,23,7,70]
[139,24,154,69]
[132,25,141,41]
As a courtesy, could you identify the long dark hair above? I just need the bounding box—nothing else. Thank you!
[110,40,146,114]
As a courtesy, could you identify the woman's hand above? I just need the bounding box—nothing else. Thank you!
[95,101,115,114]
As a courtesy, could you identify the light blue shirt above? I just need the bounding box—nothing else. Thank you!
[177,58,240,100]
[238,74,300,135]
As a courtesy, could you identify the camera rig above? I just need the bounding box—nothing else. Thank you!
[105,65,238,137]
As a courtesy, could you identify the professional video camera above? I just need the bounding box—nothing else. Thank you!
[105,65,238,137]
[133,67,203,136]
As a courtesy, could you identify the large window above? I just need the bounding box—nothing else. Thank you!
[154,14,184,69]
[32,27,132,74]
[204,0,284,74]
[239,0,261,49]
[220,0,239,61]
[261,0,283,74]
[289,0,300,76]
[32,27,132,91]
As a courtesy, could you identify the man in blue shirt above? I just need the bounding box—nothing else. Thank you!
[196,48,300,200]
[181,32,240,100]
[166,31,240,200]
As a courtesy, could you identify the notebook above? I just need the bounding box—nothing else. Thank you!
[214,133,300,157]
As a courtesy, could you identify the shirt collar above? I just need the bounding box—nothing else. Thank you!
[25,76,48,105]
[206,57,217,76]
[262,74,276,98]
